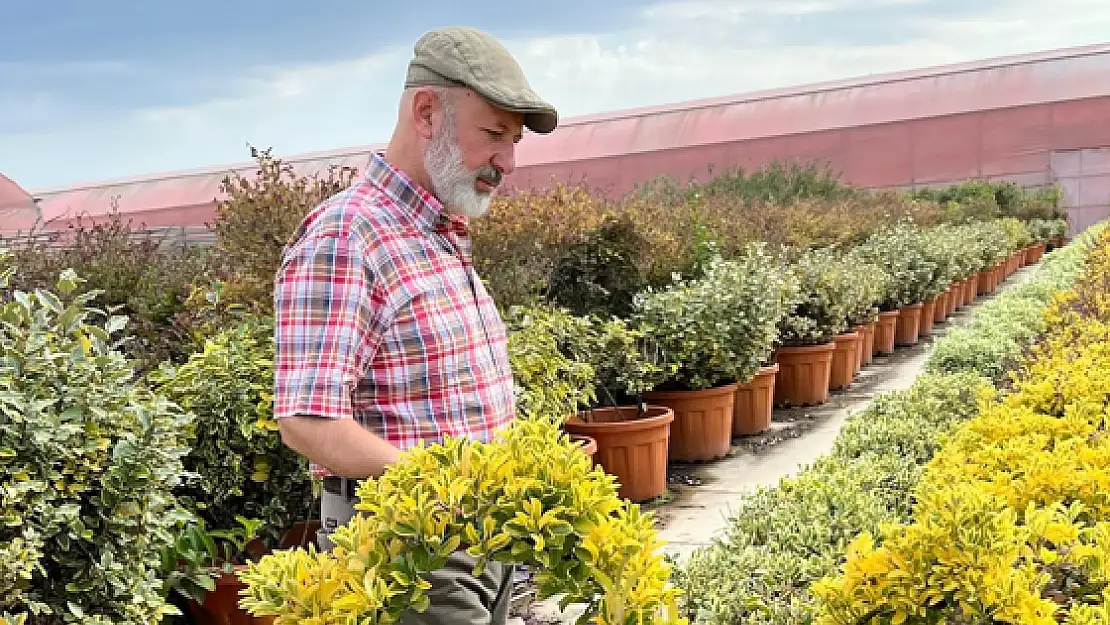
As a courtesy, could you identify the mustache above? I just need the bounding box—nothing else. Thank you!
[475,166,501,187]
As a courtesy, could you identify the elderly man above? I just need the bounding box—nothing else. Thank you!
[271,26,557,625]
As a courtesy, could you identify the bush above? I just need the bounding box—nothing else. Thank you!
[0,253,192,625]
[504,306,599,421]
[4,211,210,373]
[633,243,795,391]
[150,313,316,545]
[545,214,650,319]
[208,146,359,310]
[237,418,685,625]
[774,246,854,346]
[852,222,940,311]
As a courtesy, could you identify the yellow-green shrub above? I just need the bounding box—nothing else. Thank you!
[237,417,685,625]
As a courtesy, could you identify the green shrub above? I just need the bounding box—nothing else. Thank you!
[504,306,598,421]
[838,249,889,327]
[0,252,192,625]
[634,243,795,390]
[851,222,940,310]
[4,211,210,373]
[150,313,316,546]
[774,246,853,346]
[544,214,650,319]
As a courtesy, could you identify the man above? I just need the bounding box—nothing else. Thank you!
[271,26,558,625]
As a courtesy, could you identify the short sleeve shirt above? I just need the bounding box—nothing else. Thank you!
[272,152,516,474]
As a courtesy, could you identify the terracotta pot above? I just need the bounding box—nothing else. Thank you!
[1028,242,1046,264]
[859,322,876,366]
[570,434,598,457]
[919,297,937,337]
[279,520,320,550]
[829,332,861,391]
[645,384,736,463]
[895,303,923,347]
[977,269,993,296]
[564,406,674,502]
[772,342,835,407]
[934,290,949,324]
[732,364,778,437]
[189,567,274,625]
[947,283,960,315]
[874,311,899,356]
[966,275,979,304]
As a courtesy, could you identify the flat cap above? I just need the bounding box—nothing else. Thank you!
[405,26,559,134]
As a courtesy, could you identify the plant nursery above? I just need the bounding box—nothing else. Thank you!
[2,148,1105,625]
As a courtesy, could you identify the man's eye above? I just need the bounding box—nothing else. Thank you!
[484,129,503,139]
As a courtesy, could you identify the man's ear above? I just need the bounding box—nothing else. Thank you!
[410,88,439,141]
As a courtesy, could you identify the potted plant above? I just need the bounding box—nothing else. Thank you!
[505,305,674,502]
[770,246,853,407]
[694,243,798,436]
[835,249,889,386]
[159,516,276,625]
[149,312,320,557]
[853,222,940,348]
[633,254,757,462]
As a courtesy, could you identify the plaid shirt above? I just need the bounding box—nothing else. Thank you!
[273,152,516,476]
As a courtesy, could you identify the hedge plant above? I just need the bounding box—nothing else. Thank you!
[852,222,940,311]
[774,246,853,347]
[237,417,686,625]
[633,243,795,390]
[924,222,1103,381]
[838,248,889,328]
[150,313,317,547]
[0,252,192,625]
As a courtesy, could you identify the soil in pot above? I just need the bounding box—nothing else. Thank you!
[732,364,778,437]
[829,331,861,391]
[645,383,737,463]
[564,406,674,502]
[895,303,923,347]
[874,311,899,356]
[919,297,937,337]
[773,342,835,407]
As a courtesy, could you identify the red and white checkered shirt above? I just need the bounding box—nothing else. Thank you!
[273,152,516,476]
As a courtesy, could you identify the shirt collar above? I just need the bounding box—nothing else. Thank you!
[362,151,469,236]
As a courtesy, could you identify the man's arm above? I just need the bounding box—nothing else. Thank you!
[278,416,400,480]
[272,231,400,480]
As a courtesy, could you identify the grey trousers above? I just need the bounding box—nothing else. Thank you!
[319,477,516,625]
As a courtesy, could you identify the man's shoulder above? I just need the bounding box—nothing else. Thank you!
[293,179,409,245]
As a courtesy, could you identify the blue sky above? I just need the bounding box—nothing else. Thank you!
[3,0,1109,191]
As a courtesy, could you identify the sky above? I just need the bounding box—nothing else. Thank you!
[2,0,1110,192]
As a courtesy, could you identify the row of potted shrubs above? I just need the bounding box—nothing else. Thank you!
[506,216,1070,503]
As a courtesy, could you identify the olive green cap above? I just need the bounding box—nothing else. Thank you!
[405,26,559,134]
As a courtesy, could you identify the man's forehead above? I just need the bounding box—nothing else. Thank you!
[460,89,525,130]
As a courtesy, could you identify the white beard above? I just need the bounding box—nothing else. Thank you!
[424,116,493,219]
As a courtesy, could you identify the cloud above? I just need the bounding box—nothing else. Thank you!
[4,0,1110,191]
